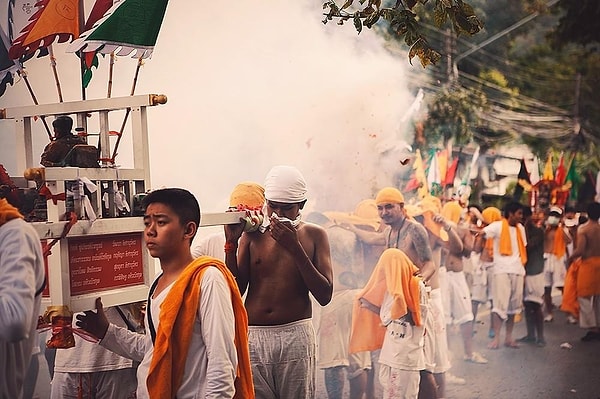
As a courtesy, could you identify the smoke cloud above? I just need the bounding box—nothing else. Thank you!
[0,0,415,215]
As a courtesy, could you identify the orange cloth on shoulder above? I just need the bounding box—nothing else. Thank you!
[349,248,422,354]
[147,256,254,399]
[576,256,600,297]
[499,218,527,265]
[0,198,23,227]
[551,227,567,258]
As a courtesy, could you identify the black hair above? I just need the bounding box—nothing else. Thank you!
[503,201,523,218]
[586,202,600,221]
[142,188,201,235]
[52,115,73,136]
[522,207,532,218]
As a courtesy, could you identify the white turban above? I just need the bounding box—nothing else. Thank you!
[264,165,307,203]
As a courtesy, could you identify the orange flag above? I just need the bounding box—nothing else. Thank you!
[9,0,80,59]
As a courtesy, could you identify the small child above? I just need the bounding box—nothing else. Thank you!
[350,248,429,399]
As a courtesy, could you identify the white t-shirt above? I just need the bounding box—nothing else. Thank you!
[483,221,527,276]
[378,281,428,371]
[101,266,238,398]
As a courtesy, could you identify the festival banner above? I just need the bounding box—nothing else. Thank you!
[68,0,168,59]
[9,0,81,60]
[8,0,49,60]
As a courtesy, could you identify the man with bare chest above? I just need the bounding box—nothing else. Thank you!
[225,165,333,399]
[567,202,600,341]
[348,188,440,399]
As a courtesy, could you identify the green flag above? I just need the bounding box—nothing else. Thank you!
[68,0,168,59]
[565,154,580,201]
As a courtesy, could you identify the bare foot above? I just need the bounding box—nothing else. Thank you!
[487,339,500,349]
[504,340,520,349]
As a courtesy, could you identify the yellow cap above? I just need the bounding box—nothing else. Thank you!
[375,187,404,205]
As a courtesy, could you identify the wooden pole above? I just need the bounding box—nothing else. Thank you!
[107,52,115,98]
[18,68,53,140]
[110,57,143,162]
[48,45,64,103]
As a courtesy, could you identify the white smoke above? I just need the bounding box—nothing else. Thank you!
[0,0,415,214]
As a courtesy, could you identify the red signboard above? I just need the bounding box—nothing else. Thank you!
[68,233,145,295]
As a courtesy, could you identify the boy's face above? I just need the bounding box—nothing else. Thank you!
[143,202,194,260]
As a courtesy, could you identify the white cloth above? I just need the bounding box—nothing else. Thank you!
[192,232,226,261]
[264,165,307,203]
[54,307,135,374]
[443,271,475,326]
[378,283,428,372]
[0,218,45,398]
[100,267,238,399]
[483,221,527,276]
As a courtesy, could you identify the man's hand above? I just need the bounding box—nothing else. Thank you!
[76,298,110,340]
[269,217,298,251]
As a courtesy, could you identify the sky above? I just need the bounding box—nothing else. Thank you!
[0,0,417,216]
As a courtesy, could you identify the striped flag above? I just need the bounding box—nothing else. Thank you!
[68,0,168,59]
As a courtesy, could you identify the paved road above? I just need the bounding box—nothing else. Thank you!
[31,303,599,399]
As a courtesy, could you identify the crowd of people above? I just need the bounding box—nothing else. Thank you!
[2,162,600,399]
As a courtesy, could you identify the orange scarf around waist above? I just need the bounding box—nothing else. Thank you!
[0,198,23,227]
[349,248,422,354]
[499,219,527,265]
[576,256,600,297]
[147,256,253,399]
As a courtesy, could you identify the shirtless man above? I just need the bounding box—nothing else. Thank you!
[348,188,439,399]
[567,202,600,342]
[439,200,488,364]
[225,165,333,399]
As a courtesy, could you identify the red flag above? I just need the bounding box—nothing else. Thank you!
[443,157,459,186]
[555,153,566,185]
[9,0,81,60]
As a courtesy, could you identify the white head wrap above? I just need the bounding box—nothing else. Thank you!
[264,165,307,203]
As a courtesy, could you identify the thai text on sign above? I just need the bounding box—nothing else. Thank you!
[68,233,145,295]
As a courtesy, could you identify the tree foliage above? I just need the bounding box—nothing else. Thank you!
[551,0,600,49]
[322,0,483,67]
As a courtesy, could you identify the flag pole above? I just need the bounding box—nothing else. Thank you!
[107,52,115,98]
[17,67,53,140]
[48,45,64,102]
[110,56,144,162]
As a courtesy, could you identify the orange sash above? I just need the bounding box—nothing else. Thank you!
[551,227,567,258]
[147,257,253,399]
[499,219,527,265]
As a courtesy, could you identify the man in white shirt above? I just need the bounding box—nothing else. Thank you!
[0,197,46,398]
[480,201,527,349]
[76,188,253,398]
